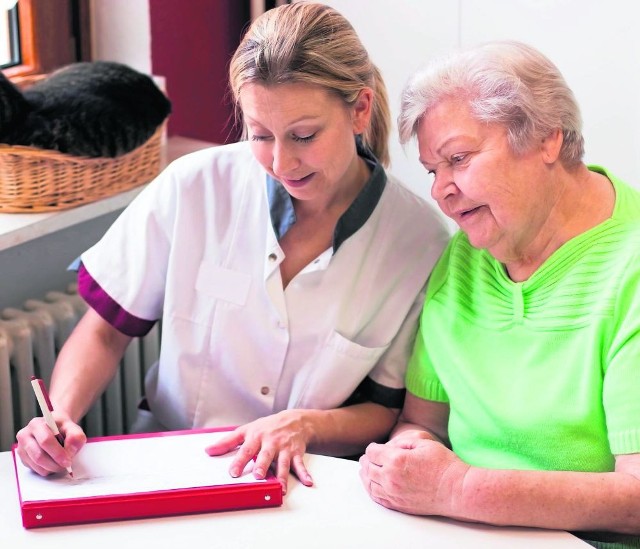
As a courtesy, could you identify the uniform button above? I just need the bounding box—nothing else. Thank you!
[268,253,278,262]
[260,386,270,395]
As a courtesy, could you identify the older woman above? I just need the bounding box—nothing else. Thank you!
[359,41,640,548]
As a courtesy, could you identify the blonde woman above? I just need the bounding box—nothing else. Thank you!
[16,2,448,494]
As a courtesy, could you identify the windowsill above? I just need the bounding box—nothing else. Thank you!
[0,135,216,252]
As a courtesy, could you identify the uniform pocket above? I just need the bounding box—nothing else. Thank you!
[292,330,390,409]
[195,262,251,306]
[172,262,252,326]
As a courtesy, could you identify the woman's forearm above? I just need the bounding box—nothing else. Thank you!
[453,464,640,534]
[304,402,399,456]
[50,308,132,422]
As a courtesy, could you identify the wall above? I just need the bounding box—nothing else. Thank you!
[320,0,640,208]
[89,0,152,74]
[0,212,121,308]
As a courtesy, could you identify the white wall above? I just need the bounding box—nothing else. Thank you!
[321,0,640,204]
[90,0,151,74]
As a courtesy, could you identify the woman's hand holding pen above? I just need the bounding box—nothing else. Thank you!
[205,410,314,494]
[15,411,86,477]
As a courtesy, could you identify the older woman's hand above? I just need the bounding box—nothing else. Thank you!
[205,410,314,494]
[359,436,469,517]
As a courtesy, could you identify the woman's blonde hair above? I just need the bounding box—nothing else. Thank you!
[229,1,390,166]
[398,40,584,167]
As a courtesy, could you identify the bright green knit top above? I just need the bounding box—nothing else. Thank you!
[407,167,640,472]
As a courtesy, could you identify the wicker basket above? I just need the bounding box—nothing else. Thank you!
[0,124,164,213]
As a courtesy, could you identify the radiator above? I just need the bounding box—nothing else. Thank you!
[0,284,160,452]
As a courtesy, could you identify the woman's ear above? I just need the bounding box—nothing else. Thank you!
[540,128,563,164]
[351,88,373,135]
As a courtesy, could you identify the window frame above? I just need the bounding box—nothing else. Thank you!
[2,0,90,82]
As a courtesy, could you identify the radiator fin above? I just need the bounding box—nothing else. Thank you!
[0,284,160,452]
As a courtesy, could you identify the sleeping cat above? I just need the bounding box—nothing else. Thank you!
[0,61,171,157]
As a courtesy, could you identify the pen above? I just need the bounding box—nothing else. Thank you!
[30,376,74,477]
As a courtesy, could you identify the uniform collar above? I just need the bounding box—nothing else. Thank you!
[266,139,386,253]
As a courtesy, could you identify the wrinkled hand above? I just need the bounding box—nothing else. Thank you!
[205,410,313,494]
[389,428,443,447]
[15,412,87,476]
[359,434,468,516]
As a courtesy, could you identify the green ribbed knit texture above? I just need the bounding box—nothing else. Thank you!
[407,167,640,472]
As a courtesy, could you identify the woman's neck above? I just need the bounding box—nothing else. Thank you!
[294,155,371,220]
[505,166,615,282]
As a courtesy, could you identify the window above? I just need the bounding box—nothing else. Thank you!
[1,0,90,82]
[0,1,20,69]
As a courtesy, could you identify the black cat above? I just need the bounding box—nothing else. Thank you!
[0,61,171,157]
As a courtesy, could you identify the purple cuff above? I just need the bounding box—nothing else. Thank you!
[78,263,157,337]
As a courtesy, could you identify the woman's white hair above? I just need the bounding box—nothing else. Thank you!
[398,40,584,167]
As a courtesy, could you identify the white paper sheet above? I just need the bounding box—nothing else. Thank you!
[15,431,265,502]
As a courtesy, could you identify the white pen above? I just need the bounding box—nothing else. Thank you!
[30,376,74,477]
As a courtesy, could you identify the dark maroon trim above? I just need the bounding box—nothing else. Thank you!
[78,263,157,337]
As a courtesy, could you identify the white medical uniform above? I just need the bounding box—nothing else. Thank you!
[79,141,449,431]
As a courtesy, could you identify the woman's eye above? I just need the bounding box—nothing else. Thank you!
[292,134,316,143]
[451,154,466,165]
[250,135,271,142]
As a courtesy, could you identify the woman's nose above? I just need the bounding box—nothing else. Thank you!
[430,166,457,202]
[272,142,298,176]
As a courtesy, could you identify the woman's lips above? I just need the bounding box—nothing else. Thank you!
[281,173,314,188]
[452,205,483,224]
[460,206,480,218]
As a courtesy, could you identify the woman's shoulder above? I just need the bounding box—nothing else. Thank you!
[135,141,264,215]
[383,173,449,235]
[167,140,258,177]
[150,141,263,199]
[384,172,430,208]
[590,165,640,222]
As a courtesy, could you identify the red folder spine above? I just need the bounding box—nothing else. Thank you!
[20,480,283,528]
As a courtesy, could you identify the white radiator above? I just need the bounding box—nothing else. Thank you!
[0,284,160,452]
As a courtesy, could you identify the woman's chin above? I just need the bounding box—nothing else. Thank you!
[464,231,495,252]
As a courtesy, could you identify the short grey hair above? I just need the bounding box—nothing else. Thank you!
[398,40,584,167]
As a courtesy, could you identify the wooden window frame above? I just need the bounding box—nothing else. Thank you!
[3,0,90,82]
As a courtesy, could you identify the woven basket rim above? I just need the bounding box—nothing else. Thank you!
[0,123,165,213]
[0,124,164,162]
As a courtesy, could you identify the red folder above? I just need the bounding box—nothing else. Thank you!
[12,427,283,528]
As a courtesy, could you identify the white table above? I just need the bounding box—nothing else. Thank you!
[0,451,589,548]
